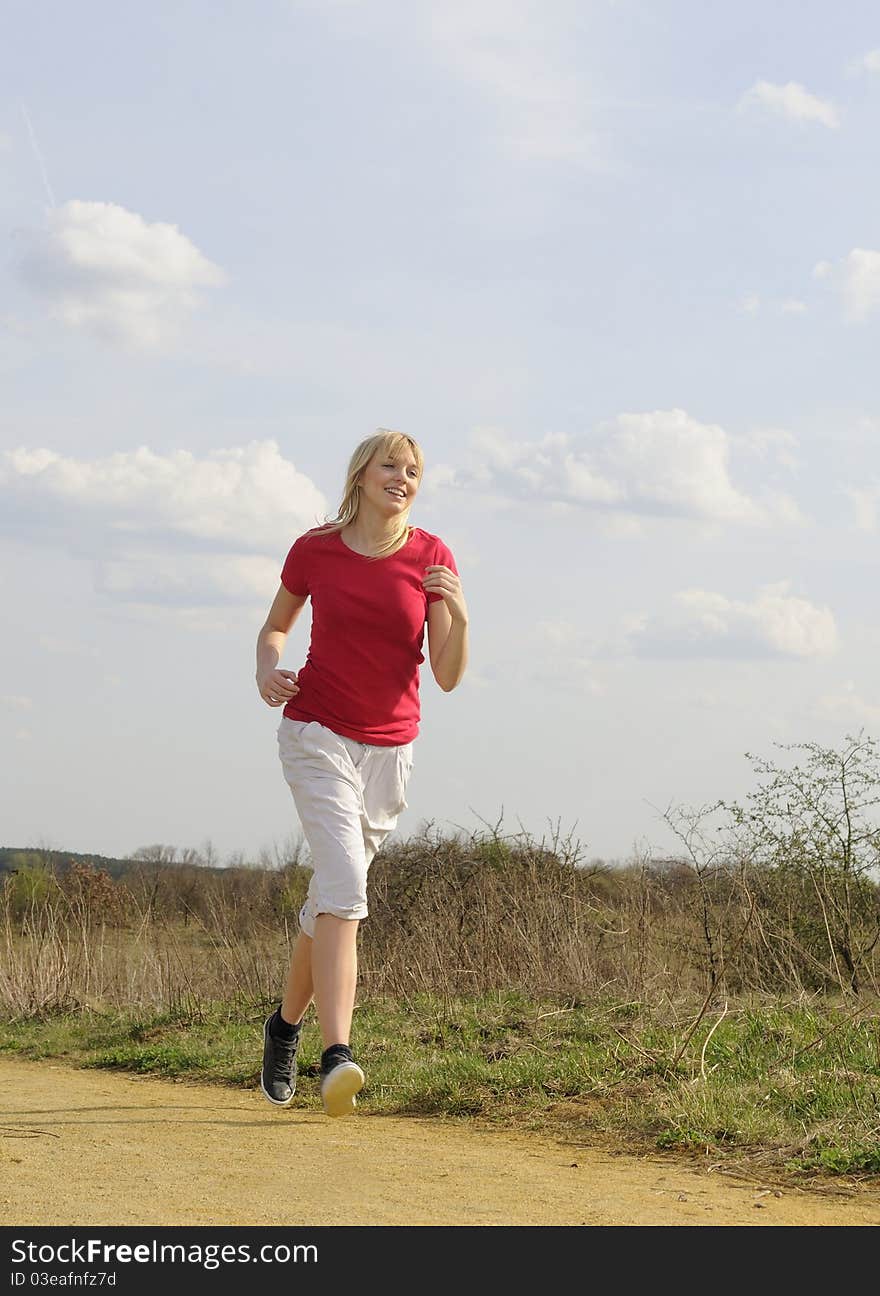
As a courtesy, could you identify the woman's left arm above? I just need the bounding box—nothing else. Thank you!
[424,565,469,692]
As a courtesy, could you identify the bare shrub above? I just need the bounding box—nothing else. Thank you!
[3,738,880,1018]
[723,731,880,995]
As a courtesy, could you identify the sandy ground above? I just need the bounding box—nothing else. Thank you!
[1,1059,878,1227]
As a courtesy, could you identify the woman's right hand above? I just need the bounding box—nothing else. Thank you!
[257,669,300,707]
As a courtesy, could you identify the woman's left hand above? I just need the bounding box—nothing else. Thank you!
[422,566,468,623]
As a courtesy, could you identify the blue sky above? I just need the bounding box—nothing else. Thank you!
[2,1,879,866]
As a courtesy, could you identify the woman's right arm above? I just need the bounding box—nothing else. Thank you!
[256,584,309,707]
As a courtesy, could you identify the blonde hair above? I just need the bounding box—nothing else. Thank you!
[308,429,425,560]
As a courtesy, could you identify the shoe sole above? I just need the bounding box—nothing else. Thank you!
[260,1018,295,1108]
[320,1061,365,1118]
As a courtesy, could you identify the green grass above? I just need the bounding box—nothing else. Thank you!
[2,992,879,1182]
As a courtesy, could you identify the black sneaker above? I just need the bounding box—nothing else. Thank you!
[319,1044,365,1118]
[260,1013,300,1107]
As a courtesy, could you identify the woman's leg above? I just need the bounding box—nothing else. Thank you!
[311,914,360,1048]
[275,721,410,1067]
[277,910,360,1047]
[280,917,359,1044]
[306,740,410,1050]
[280,929,314,1026]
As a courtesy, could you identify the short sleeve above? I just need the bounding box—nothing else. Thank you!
[426,537,459,604]
[280,534,311,596]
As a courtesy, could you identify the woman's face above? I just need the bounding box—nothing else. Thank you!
[358,445,421,515]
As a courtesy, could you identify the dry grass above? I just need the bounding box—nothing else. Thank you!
[1,820,878,1017]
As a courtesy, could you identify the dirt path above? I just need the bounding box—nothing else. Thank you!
[1,1059,877,1226]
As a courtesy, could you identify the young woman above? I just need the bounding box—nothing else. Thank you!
[255,429,468,1117]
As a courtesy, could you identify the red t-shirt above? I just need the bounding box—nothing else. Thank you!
[280,525,458,745]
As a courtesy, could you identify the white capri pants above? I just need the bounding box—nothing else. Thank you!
[277,717,414,937]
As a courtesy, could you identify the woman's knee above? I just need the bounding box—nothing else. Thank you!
[299,890,368,938]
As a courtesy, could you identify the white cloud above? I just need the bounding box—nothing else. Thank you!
[0,131,12,153]
[96,552,281,605]
[14,200,226,347]
[735,426,799,470]
[814,248,880,321]
[0,441,328,606]
[427,0,602,165]
[0,441,324,552]
[846,49,880,76]
[629,582,837,660]
[738,294,807,317]
[737,80,840,128]
[842,483,880,532]
[428,410,800,526]
[601,411,785,522]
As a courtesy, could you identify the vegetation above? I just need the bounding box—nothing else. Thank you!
[2,731,879,1183]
